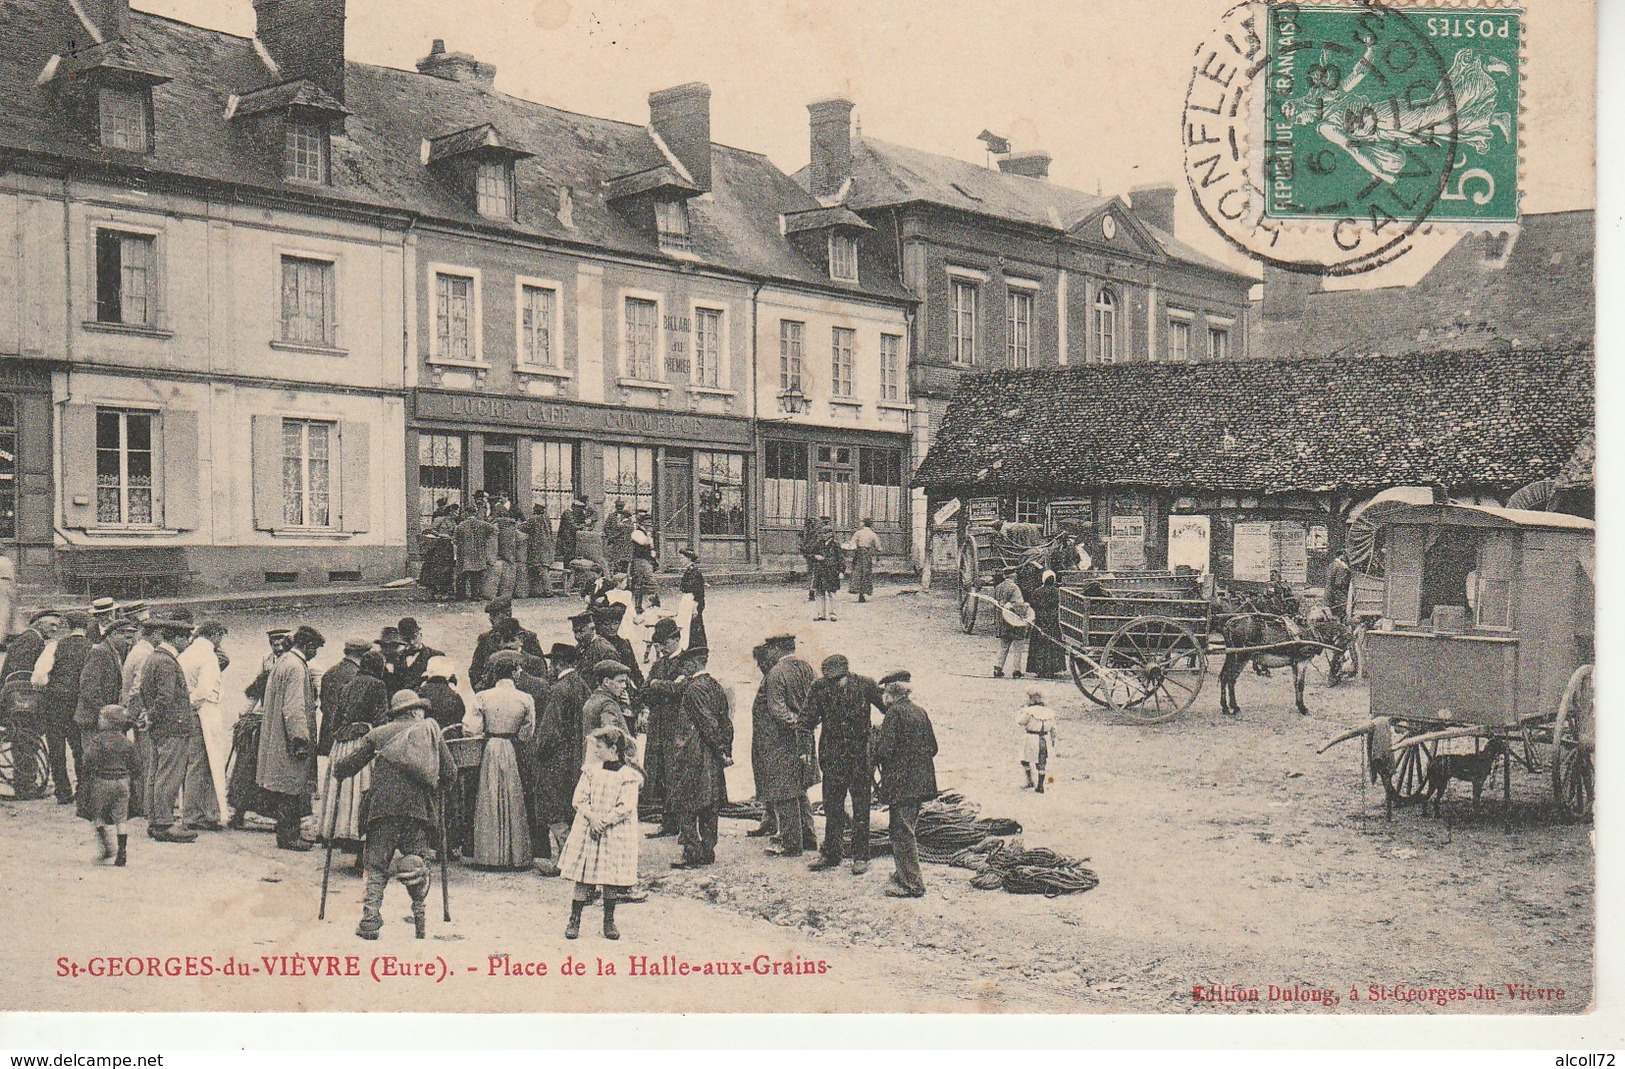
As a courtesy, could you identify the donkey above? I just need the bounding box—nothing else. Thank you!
[1218,612,1338,717]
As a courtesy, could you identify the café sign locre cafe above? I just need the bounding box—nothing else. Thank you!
[411,389,753,448]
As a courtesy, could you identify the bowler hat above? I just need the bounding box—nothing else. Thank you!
[548,643,578,665]
[764,633,796,649]
[388,690,430,716]
[397,617,421,640]
[485,597,513,616]
[378,626,404,647]
[651,618,682,642]
[821,654,849,674]
[568,612,595,629]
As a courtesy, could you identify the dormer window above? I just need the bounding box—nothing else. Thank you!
[284,117,330,184]
[829,233,858,282]
[655,198,691,252]
[475,161,514,220]
[98,87,151,153]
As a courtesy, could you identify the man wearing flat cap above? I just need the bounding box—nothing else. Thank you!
[39,610,93,804]
[669,645,732,868]
[262,628,293,676]
[637,617,687,837]
[257,625,326,850]
[4,608,59,682]
[806,654,886,875]
[570,612,617,680]
[319,640,370,760]
[875,670,939,898]
[593,602,642,688]
[469,598,542,691]
[583,660,635,740]
[753,634,818,857]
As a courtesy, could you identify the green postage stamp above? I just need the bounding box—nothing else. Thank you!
[1263,4,1521,225]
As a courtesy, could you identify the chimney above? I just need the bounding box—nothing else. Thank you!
[648,82,712,192]
[1261,264,1324,321]
[416,39,497,89]
[1130,182,1178,235]
[998,150,1052,180]
[254,0,347,103]
[807,96,854,199]
[78,0,130,42]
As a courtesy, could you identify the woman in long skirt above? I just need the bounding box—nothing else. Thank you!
[322,651,389,861]
[466,653,536,869]
[846,517,881,603]
[559,727,643,940]
[1026,570,1068,679]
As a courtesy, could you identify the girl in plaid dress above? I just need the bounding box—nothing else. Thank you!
[559,727,644,940]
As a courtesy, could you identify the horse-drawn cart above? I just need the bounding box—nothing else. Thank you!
[1054,571,1212,724]
[1321,504,1594,822]
[956,522,1081,633]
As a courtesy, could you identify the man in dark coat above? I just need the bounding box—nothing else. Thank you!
[142,619,199,843]
[76,617,132,732]
[533,644,591,872]
[418,657,465,732]
[668,645,732,868]
[555,495,587,567]
[570,612,618,682]
[392,618,443,694]
[469,598,543,690]
[40,610,93,804]
[521,505,557,598]
[318,639,368,758]
[593,603,643,688]
[637,618,686,837]
[805,654,884,875]
[332,689,456,941]
[678,548,707,649]
[874,670,939,898]
[455,509,495,602]
[754,634,818,857]
[603,500,633,576]
[5,608,58,682]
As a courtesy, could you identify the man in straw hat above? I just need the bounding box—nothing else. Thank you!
[332,689,456,941]
[257,625,326,851]
[668,645,732,869]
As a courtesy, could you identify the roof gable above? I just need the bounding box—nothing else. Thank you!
[1068,198,1161,260]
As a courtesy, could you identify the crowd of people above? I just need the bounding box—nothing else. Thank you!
[3,571,943,942]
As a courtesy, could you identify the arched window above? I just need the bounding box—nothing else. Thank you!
[1093,287,1118,363]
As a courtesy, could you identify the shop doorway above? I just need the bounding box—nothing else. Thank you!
[815,445,854,531]
[482,438,516,505]
[660,449,694,561]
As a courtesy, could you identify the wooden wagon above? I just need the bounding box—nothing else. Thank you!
[1053,571,1213,724]
[955,521,1082,633]
[1323,504,1594,821]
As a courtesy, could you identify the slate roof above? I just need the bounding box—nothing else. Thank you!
[0,1,911,302]
[829,136,1247,278]
[1252,211,1595,357]
[913,345,1593,497]
[231,78,348,119]
[423,122,525,164]
[781,205,871,234]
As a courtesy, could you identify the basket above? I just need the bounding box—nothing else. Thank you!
[446,736,486,771]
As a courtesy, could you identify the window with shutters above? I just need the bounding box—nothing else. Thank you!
[518,284,557,368]
[282,419,334,529]
[654,198,691,252]
[279,256,336,347]
[623,297,659,380]
[1007,289,1033,368]
[779,320,804,393]
[693,307,723,387]
[99,88,150,153]
[431,268,481,364]
[951,279,978,365]
[95,408,155,527]
[284,119,329,184]
[830,327,855,397]
[94,230,157,327]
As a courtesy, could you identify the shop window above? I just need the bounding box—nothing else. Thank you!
[284,118,329,184]
[1013,494,1045,525]
[694,307,723,387]
[831,327,855,397]
[282,419,334,529]
[418,433,465,525]
[879,333,903,401]
[0,395,15,541]
[99,87,150,153]
[95,230,156,327]
[857,448,904,530]
[1007,289,1033,369]
[603,444,655,518]
[624,297,659,380]
[530,439,576,519]
[696,451,746,537]
[764,440,808,527]
[96,408,155,527]
[280,256,336,347]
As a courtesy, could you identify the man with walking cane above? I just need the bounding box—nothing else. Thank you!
[329,690,456,940]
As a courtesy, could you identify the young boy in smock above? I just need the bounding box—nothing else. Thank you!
[1016,690,1057,793]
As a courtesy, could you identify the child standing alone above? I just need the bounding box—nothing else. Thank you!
[1016,691,1057,793]
[80,704,136,865]
[559,727,644,940]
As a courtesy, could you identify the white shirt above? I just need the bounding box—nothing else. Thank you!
[178,635,222,708]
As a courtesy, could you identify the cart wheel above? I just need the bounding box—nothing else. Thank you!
[1103,617,1208,724]
[0,723,50,801]
[1382,727,1435,806]
[958,550,979,634]
[1069,655,1147,709]
[1552,664,1594,822]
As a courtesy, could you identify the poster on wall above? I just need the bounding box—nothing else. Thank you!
[1047,499,1094,537]
[1233,522,1272,582]
[967,497,1001,525]
[1107,515,1146,571]
[1272,522,1310,585]
[1168,515,1211,574]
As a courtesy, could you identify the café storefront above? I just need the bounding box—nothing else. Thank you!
[408,390,756,566]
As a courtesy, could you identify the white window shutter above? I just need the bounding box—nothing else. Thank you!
[161,410,200,531]
[251,414,283,531]
[61,403,98,529]
[339,420,371,533]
